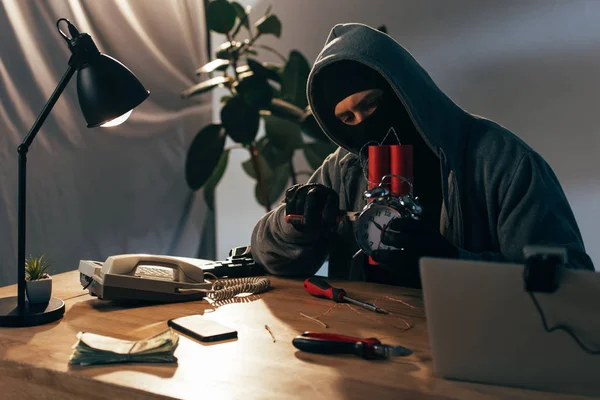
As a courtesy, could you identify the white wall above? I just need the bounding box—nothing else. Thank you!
[214,0,600,269]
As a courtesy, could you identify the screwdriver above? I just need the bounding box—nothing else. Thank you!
[303,277,387,314]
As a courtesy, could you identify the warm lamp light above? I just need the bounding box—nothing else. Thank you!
[101,110,133,127]
[0,18,149,327]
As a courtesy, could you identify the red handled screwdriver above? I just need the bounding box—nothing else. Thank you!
[303,277,387,314]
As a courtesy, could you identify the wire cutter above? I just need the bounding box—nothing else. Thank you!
[292,331,412,360]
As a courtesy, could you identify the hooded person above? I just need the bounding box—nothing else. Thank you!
[250,23,594,286]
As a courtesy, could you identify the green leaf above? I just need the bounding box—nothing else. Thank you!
[261,139,293,169]
[220,96,260,144]
[206,0,237,34]
[185,124,226,190]
[241,136,292,181]
[264,62,284,74]
[237,70,254,81]
[236,64,251,75]
[25,254,51,280]
[234,74,274,108]
[280,50,310,108]
[203,149,230,211]
[181,76,232,98]
[255,14,282,37]
[195,59,230,75]
[216,42,233,59]
[255,163,290,207]
[263,114,304,150]
[242,150,270,180]
[303,142,337,170]
[268,98,304,121]
[232,2,250,28]
[300,110,329,142]
[247,137,293,172]
[230,2,250,37]
[246,58,281,83]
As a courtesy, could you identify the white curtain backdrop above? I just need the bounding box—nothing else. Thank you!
[0,0,214,286]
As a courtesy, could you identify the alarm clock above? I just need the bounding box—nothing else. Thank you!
[354,175,422,257]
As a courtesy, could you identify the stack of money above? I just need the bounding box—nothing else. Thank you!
[69,328,179,366]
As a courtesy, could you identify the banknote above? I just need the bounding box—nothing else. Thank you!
[69,328,179,366]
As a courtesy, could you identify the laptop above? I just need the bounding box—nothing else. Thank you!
[419,257,600,397]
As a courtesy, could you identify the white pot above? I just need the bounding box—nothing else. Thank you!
[26,276,52,304]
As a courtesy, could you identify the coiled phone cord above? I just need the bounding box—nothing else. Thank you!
[203,273,270,301]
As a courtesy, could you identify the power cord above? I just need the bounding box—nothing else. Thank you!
[528,291,600,355]
[524,251,599,355]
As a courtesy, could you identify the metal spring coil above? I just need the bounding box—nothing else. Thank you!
[206,277,270,301]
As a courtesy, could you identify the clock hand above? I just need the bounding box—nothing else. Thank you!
[371,220,384,231]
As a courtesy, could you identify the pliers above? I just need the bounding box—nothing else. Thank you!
[292,331,412,360]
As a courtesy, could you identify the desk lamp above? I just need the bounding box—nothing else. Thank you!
[0,18,149,327]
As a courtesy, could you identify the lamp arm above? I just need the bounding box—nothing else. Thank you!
[20,64,76,151]
[17,64,76,311]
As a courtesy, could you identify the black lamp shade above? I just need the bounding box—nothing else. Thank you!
[77,54,149,128]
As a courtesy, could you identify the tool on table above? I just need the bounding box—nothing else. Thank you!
[292,331,412,359]
[304,277,387,314]
[285,210,360,225]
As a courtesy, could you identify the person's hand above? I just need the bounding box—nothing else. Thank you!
[371,218,458,265]
[284,183,339,234]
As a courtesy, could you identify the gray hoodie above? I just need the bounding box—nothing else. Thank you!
[250,23,594,278]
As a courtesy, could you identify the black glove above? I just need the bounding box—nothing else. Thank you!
[371,218,459,265]
[284,183,339,234]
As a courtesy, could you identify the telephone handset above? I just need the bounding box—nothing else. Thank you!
[101,254,206,283]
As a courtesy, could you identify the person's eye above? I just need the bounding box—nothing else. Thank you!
[342,114,354,124]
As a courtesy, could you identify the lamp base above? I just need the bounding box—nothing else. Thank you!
[0,296,65,327]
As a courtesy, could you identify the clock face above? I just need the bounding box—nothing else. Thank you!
[355,205,402,255]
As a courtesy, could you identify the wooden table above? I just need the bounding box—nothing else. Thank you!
[0,271,591,400]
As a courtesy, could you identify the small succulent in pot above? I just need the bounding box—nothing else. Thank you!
[25,254,52,304]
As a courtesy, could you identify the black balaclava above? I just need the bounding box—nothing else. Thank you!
[320,60,422,151]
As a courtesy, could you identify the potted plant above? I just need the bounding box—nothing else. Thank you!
[25,254,52,304]
[181,0,337,213]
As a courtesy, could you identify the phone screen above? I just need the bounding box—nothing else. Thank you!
[168,315,237,343]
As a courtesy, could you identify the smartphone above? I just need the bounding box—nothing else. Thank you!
[168,315,237,343]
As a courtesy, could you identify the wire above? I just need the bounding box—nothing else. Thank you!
[63,292,90,301]
[204,274,270,302]
[528,291,600,355]
[82,278,93,290]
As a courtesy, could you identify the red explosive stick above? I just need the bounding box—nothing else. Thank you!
[368,145,390,196]
[390,145,413,196]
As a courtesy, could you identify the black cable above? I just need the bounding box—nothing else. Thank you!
[82,276,93,290]
[528,291,600,355]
